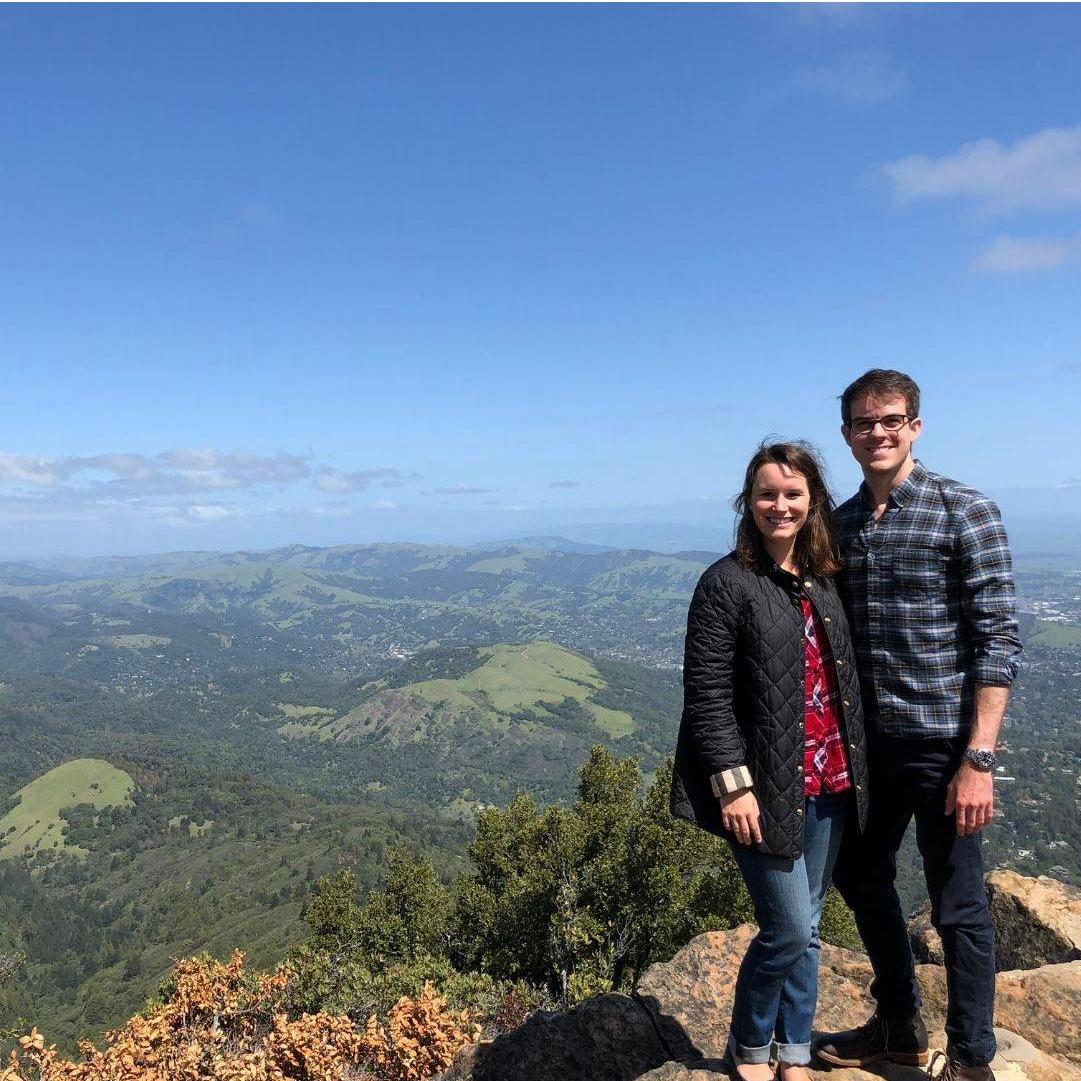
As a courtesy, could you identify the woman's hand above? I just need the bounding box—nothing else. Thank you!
[720,788,762,845]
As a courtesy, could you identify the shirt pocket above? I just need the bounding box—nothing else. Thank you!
[889,547,944,596]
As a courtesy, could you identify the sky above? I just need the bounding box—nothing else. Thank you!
[1,3,1080,557]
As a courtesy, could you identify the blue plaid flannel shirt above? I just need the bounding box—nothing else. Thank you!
[835,460,1022,739]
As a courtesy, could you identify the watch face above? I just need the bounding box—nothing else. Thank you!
[967,749,995,770]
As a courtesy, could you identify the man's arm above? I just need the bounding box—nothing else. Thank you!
[946,684,1009,837]
[948,494,1022,837]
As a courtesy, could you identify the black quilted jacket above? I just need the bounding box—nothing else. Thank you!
[670,552,869,860]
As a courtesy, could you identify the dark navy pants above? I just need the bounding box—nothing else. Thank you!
[832,735,997,1067]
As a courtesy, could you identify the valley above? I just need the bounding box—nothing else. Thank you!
[0,539,1077,1048]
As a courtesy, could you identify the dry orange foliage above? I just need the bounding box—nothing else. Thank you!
[2,952,478,1081]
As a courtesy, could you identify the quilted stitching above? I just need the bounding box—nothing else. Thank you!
[670,554,869,860]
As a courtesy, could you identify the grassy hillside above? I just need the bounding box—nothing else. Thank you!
[0,761,470,1051]
[0,759,134,859]
[1030,620,1081,647]
[285,642,634,746]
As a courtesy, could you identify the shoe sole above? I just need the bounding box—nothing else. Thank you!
[815,1049,931,1069]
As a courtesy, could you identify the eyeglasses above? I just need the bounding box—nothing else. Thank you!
[846,414,913,436]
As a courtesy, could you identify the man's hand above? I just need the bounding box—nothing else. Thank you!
[945,760,994,837]
[720,789,762,845]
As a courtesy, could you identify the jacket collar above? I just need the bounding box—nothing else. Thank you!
[756,549,808,598]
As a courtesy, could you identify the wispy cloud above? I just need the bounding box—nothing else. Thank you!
[881,126,1081,214]
[184,503,242,522]
[787,49,907,107]
[0,448,423,528]
[548,480,581,489]
[785,4,884,31]
[0,449,311,494]
[432,484,495,496]
[157,449,310,490]
[315,467,420,494]
[973,234,1081,275]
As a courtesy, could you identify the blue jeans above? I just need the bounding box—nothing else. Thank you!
[727,794,848,1067]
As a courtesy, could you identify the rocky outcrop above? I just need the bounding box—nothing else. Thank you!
[440,875,1081,1081]
[909,870,1081,971]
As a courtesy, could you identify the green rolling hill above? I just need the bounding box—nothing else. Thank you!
[283,641,634,744]
[0,759,134,859]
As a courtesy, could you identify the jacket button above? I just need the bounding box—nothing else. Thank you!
[836,659,844,667]
[824,616,832,623]
[804,581,812,589]
[843,699,850,708]
[855,784,862,792]
[795,808,803,816]
[796,764,803,774]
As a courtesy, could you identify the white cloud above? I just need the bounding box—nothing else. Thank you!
[311,502,354,517]
[0,449,312,494]
[549,480,581,489]
[0,454,66,487]
[158,449,310,490]
[973,234,1079,275]
[432,484,494,496]
[788,49,907,107]
[881,126,1081,214]
[0,448,422,529]
[185,504,240,522]
[315,467,420,494]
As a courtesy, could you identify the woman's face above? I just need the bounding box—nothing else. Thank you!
[751,463,811,544]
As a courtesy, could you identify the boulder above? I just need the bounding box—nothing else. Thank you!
[439,921,1081,1080]
[908,902,944,966]
[435,992,675,1081]
[909,870,1081,972]
[994,961,1081,1065]
[988,871,1081,970]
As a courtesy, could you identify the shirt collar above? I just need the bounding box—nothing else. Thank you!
[859,458,928,512]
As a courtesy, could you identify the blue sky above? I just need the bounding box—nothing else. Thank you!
[1,4,1079,556]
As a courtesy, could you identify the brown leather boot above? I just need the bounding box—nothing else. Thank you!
[814,1010,930,1068]
[928,1051,995,1080]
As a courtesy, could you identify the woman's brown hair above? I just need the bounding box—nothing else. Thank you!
[734,441,841,577]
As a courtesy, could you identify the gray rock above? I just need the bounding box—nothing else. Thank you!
[909,870,1081,973]
[437,992,678,1081]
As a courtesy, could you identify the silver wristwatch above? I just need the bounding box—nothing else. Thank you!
[964,747,996,772]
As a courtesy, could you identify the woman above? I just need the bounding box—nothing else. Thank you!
[670,441,869,1081]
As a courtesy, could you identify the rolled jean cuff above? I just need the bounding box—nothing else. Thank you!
[728,1034,773,1066]
[774,1041,811,1066]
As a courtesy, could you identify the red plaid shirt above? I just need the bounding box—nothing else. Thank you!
[802,594,851,796]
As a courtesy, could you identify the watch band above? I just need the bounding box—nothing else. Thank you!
[964,747,996,772]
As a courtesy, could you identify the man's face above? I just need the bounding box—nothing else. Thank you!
[842,394,922,475]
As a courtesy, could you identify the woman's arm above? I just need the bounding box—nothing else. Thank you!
[682,571,752,797]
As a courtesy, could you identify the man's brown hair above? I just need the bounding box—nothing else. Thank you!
[734,441,841,578]
[840,369,921,425]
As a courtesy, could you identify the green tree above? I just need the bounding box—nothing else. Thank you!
[454,748,755,1001]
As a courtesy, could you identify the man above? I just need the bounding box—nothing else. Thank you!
[814,370,1022,1081]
